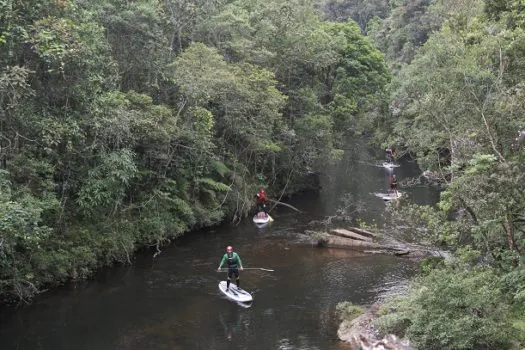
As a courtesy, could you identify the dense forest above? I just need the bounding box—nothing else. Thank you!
[324,0,525,348]
[0,0,388,303]
[1,0,524,348]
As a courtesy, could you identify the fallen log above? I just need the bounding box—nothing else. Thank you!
[325,235,382,250]
[393,250,410,256]
[347,226,378,238]
[330,228,373,242]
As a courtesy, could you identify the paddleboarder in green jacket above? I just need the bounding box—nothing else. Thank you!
[218,246,244,290]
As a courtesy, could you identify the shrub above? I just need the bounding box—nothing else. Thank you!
[374,312,411,337]
[378,267,516,350]
[336,301,365,321]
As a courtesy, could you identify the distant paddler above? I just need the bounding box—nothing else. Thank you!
[389,174,399,197]
[385,146,394,163]
[254,187,269,218]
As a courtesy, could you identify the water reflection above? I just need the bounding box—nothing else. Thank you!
[219,305,251,342]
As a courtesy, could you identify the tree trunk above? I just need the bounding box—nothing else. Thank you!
[503,211,515,252]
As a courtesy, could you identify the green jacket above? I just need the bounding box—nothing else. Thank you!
[218,252,243,269]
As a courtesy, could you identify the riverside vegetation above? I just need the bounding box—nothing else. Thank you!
[328,0,525,348]
[0,0,388,303]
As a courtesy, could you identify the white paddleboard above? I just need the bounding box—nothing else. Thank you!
[253,213,273,225]
[218,281,253,303]
[382,162,400,169]
[374,192,403,201]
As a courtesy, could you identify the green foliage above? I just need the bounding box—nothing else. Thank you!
[336,301,365,321]
[295,114,335,165]
[388,202,458,246]
[501,265,525,311]
[322,21,391,133]
[211,160,230,178]
[369,0,437,69]
[0,66,34,111]
[376,266,515,349]
[374,312,412,337]
[371,2,525,348]
[171,43,286,152]
[0,171,57,301]
[197,178,231,193]
[81,0,170,93]
[322,0,390,30]
[77,149,137,216]
[439,156,525,256]
[0,0,391,304]
[484,0,525,28]
[192,0,389,174]
[419,256,446,276]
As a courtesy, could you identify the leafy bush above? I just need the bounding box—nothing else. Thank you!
[336,301,364,321]
[376,266,516,350]
[374,312,411,337]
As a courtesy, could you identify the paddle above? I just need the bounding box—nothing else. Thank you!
[217,267,274,272]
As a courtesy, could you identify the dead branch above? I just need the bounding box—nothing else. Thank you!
[267,198,302,213]
[153,239,162,259]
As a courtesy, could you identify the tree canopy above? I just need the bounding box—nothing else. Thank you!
[362,0,525,347]
[0,0,388,302]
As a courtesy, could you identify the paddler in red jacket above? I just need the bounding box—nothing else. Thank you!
[255,188,268,217]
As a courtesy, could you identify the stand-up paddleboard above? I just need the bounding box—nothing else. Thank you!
[252,213,273,225]
[218,281,253,303]
[382,161,400,169]
[374,192,403,201]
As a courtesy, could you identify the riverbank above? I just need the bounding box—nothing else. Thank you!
[338,303,412,350]
[304,226,445,350]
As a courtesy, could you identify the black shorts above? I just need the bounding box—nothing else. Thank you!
[227,267,239,279]
[257,203,267,211]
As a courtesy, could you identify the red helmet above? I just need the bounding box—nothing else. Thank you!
[226,246,233,252]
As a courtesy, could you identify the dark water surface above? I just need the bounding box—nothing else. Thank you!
[0,144,439,350]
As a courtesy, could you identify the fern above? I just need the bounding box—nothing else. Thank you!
[197,177,231,192]
[170,197,194,217]
[211,160,230,178]
[152,189,194,218]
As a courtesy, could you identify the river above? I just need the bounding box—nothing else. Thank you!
[0,144,439,350]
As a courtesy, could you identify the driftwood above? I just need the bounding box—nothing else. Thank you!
[347,226,378,239]
[330,228,373,242]
[312,227,446,258]
[393,250,410,256]
[267,198,303,213]
[326,235,382,250]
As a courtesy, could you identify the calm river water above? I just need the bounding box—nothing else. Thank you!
[0,144,439,350]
